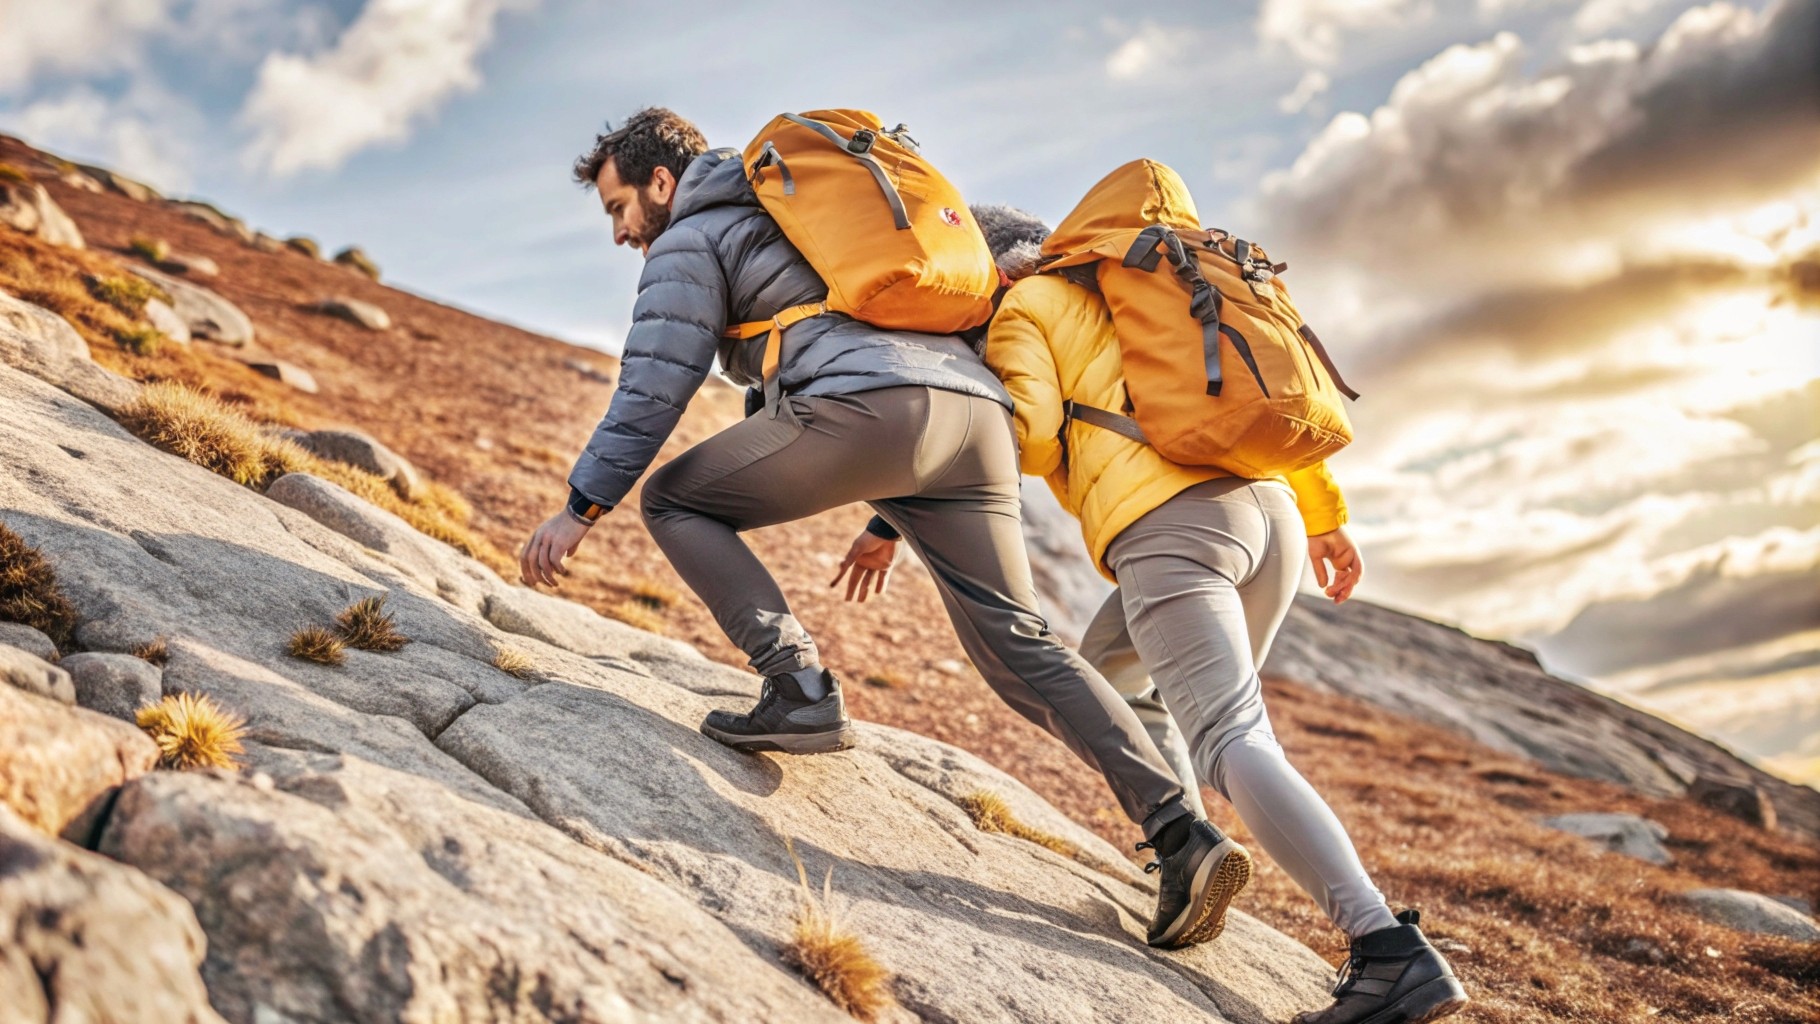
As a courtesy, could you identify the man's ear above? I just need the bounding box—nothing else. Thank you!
[649,165,677,207]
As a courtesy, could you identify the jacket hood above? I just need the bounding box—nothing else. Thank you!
[670,148,758,223]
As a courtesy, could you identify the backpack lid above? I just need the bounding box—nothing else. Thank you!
[1041,159,1201,269]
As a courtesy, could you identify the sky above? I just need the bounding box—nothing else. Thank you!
[2,0,1816,779]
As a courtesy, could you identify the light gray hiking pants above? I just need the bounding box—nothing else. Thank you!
[1095,477,1399,939]
[640,385,1191,838]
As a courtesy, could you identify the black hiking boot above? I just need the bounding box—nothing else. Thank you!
[700,666,853,755]
[1142,818,1253,948]
[1291,909,1469,1024]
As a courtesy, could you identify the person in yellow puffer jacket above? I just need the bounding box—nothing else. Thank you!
[834,203,1467,1024]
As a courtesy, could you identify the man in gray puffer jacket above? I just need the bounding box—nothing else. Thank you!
[521,109,1239,948]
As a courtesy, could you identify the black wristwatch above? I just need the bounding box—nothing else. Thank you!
[566,488,610,525]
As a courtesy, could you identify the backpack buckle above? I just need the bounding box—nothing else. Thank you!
[847,129,877,154]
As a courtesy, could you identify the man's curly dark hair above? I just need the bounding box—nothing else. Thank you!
[572,107,708,190]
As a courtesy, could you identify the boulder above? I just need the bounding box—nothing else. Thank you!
[128,266,254,347]
[0,288,140,414]
[308,296,391,331]
[1687,775,1777,831]
[1539,812,1672,865]
[244,358,318,394]
[0,681,159,845]
[74,164,160,202]
[0,643,74,703]
[143,298,192,345]
[60,651,163,721]
[155,252,220,278]
[59,170,104,193]
[0,180,85,249]
[251,232,286,254]
[285,235,321,258]
[0,622,58,661]
[0,803,225,1024]
[1681,889,1820,942]
[333,246,381,280]
[170,200,253,243]
[294,428,419,497]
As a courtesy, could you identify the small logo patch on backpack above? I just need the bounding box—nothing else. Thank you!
[940,207,963,227]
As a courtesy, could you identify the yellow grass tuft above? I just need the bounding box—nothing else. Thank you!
[132,636,170,666]
[86,274,164,316]
[287,625,346,666]
[128,236,170,262]
[861,672,905,690]
[0,522,77,649]
[492,645,537,679]
[628,577,681,611]
[334,594,409,652]
[136,692,246,770]
[958,790,1078,858]
[116,323,162,356]
[784,842,893,1021]
[0,163,29,184]
[605,599,666,634]
[120,382,309,488]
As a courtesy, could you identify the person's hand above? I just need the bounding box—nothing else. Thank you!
[520,509,593,589]
[831,531,899,602]
[1307,526,1363,604]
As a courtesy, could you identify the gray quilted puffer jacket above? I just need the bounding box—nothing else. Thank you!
[567,148,1011,509]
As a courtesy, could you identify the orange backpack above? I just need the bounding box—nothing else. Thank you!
[1039,159,1359,478]
[724,110,998,409]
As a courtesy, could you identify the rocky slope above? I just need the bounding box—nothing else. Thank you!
[0,332,1334,1021]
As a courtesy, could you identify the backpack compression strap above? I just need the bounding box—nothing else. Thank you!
[1123,225,1225,397]
[1063,400,1150,445]
[723,301,829,416]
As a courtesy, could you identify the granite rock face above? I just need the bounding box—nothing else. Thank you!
[1,303,1336,1022]
[0,682,158,845]
[128,266,255,347]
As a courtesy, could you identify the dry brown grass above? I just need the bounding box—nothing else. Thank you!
[861,672,906,690]
[492,645,537,679]
[1217,678,1820,1024]
[628,577,682,612]
[0,521,77,649]
[117,382,512,573]
[287,625,346,666]
[606,599,666,634]
[136,692,246,770]
[784,842,893,1021]
[0,229,171,353]
[334,595,409,652]
[132,636,169,665]
[0,163,28,184]
[958,790,1078,858]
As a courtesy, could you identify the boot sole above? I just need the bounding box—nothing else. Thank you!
[1150,840,1252,949]
[1356,975,1470,1024]
[699,722,855,755]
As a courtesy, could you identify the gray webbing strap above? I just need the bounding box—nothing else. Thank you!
[1064,401,1150,445]
[750,141,795,195]
[779,113,911,230]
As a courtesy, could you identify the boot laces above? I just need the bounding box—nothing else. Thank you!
[1331,953,1366,997]
[1134,840,1161,874]
[750,679,779,718]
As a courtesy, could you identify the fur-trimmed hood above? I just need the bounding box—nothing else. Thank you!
[970,204,1051,281]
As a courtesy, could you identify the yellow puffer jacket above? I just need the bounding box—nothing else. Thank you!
[985,273,1348,580]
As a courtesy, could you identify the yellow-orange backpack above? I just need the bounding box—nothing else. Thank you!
[724,110,998,409]
[1039,159,1359,478]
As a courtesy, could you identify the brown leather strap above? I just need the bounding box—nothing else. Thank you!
[1298,324,1360,401]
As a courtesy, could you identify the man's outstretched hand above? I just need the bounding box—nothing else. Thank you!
[1307,525,1363,604]
[520,509,593,589]
[831,530,899,602]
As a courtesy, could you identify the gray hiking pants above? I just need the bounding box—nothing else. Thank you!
[640,385,1191,838]
[1093,477,1399,939]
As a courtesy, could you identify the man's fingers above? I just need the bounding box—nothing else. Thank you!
[845,565,864,602]
[876,568,890,596]
[1311,553,1331,587]
[830,553,855,589]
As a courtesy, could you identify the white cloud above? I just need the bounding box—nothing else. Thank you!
[1258,0,1432,64]
[0,0,174,93]
[240,0,536,177]
[1103,19,1195,80]
[1572,0,1677,37]
[1278,69,1331,114]
[7,83,198,190]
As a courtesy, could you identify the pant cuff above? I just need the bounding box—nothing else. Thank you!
[1141,794,1193,840]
